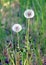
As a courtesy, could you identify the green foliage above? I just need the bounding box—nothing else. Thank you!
[0,0,46,65]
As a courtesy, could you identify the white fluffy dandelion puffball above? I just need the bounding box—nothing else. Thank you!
[12,24,22,33]
[24,9,34,19]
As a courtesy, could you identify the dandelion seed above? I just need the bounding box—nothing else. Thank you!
[12,24,22,33]
[24,9,34,18]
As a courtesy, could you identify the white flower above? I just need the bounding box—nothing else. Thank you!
[12,24,22,33]
[24,9,34,19]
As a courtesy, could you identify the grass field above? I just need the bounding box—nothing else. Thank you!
[0,0,46,65]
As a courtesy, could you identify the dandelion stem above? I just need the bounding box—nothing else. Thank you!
[17,33,19,49]
[27,19,30,50]
[16,33,20,65]
[16,52,20,65]
[21,52,24,65]
[26,19,30,65]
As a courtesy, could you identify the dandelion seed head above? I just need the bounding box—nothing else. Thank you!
[12,24,22,33]
[24,9,34,19]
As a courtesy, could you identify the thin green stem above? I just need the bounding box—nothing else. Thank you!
[32,42,42,65]
[7,48,15,65]
[17,33,20,49]
[16,33,20,65]
[26,19,30,65]
[21,52,24,65]
[27,19,30,51]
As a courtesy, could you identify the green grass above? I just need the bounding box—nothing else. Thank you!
[0,0,46,65]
